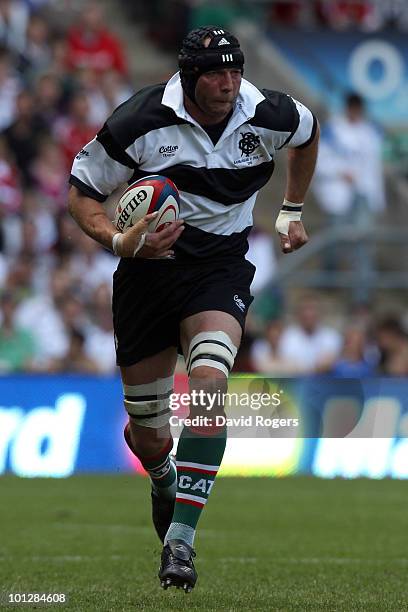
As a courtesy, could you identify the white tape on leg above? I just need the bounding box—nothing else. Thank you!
[186,331,237,377]
[123,376,174,428]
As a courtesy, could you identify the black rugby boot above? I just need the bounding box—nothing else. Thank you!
[158,539,197,593]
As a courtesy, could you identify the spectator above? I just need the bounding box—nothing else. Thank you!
[65,1,128,76]
[52,211,83,260]
[54,90,98,169]
[75,67,133,126]
[3,252,35,300]
[99,69,133,115]
[315,1,375,30]
[331,325,376,377]
[371,0,408,30]
[2,89,49,185]
[313,93,385,299]
[376,317,408,376]
[0,46,21,131]
[85,283,116,374]
[19,13,52,78]
[19,190,57,255]
[250,318,300,375]
[30,136,68,208]
[314,93,385,221]
[67,231,117,299]
[34,72,64,131]
[0,290,36,372]
[279,297,342,373]
[269,1,304,27]
[0,135,22,214]
[0,0,29,55]
[14,268,73,367]
[48,327,100,373]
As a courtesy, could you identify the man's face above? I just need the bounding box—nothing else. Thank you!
[346,102,364,123]
[194,68,242,119]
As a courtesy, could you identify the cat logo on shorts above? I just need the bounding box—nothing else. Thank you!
[238,132,260,157]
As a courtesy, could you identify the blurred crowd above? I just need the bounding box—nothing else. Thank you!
[236,297,408,377]
[0,0,407,377]
[0,0,131,374]
[121,0,408,53]
[266,0,408,31]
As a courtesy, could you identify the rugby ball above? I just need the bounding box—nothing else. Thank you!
[114,175,179,233]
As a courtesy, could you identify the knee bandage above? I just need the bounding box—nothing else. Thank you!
[186,331,237,377]
[123,376,173,428]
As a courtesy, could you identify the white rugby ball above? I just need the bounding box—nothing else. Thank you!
[114,175,180,233]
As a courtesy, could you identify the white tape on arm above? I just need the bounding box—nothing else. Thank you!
[275,199,303,235]
[112,231,146,257]
[112,232,123,256]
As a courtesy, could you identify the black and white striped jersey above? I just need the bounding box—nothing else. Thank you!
[70,73,317,260]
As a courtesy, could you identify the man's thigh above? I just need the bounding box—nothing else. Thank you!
[180,311,242,359]
[120,347,178,385]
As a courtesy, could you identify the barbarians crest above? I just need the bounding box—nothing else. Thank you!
[238,132,260,157]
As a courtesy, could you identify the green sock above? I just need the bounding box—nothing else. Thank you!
[165,424,227,546]
[140,438,177,500]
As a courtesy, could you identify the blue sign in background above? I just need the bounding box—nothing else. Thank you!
[270,28,408,126]
[0,376,129,476]
[0,375,407,478]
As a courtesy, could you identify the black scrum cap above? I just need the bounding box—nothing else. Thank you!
[178,26,244,103]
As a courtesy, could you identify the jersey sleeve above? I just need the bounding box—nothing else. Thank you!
[258,90,317,151]
[285,97,317,149]
[69,123,136,202]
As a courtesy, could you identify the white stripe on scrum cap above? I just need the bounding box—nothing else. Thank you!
[176,492,208,505]
[177,461,220,472]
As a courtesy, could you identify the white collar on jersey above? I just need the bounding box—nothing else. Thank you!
[161,72,265,125]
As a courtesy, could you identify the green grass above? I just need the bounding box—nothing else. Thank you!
[0,476,407,611]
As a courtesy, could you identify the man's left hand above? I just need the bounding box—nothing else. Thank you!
[278,220,308,254]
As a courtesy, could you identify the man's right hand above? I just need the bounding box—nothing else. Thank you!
[113,215,184,258]
[137,219,185,259]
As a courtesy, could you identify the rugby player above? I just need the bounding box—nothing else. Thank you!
[68,26,319,592]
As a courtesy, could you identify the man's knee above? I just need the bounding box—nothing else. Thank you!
[123,376,173,429]
[186,331,238,378]
[127,419,172,458]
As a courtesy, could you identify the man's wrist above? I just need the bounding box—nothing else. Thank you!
[275,199,304,235]
[112,232,123,256]
[282,198,304,211]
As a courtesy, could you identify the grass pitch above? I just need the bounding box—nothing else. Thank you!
[0,475,407,611]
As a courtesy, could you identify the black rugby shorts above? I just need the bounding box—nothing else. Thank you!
[112,257,255,366]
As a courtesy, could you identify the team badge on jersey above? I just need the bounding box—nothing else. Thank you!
[238,132,260,157]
